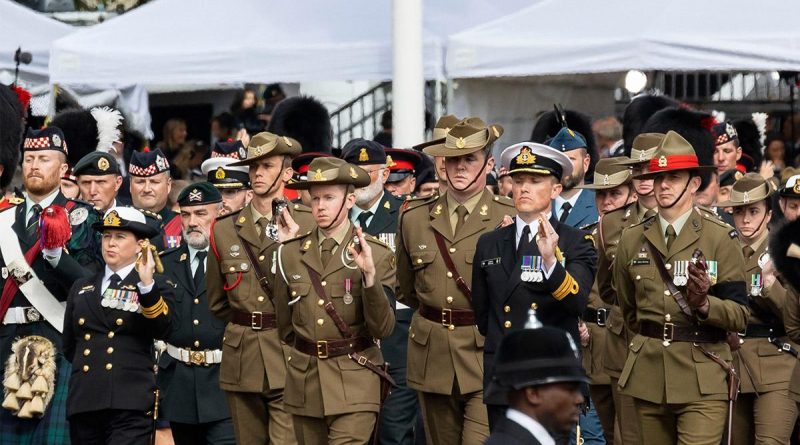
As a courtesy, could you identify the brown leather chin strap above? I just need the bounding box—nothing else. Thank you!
[446,151,490,193]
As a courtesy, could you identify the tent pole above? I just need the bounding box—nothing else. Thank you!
[392,0,424,147]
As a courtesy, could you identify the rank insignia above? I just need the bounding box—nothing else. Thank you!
[230,245,240,258]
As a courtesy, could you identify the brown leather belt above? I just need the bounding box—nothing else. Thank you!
[583,307,609,326]
[639,320,726,344]
[419,303,475,327]
[231,310,277,330]
[293,335,374,359]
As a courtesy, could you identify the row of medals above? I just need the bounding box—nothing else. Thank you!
[520,256,544,282]
[101,288,140,313]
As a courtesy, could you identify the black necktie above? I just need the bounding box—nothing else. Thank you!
[518,225,535,256]
[27,204,42,238]
[358,211,373,229]
[109,273,122,290]
[194,251,207,290]
[559,202,572,224]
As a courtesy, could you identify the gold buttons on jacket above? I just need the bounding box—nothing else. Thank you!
[82,365,89,373]
[449,247,456,253]
[665,263,672,270]
[78,318,85,325]
[287,356,292,362]
[321,281,327,287]
[504,305,511,313]
[105,363,112,371]
[83,349,90,356]
[446,272,453,278]
[504,321,512,329]
[229,267,235,272]
[317,299,324,306]
[107,347,114,354]
[116,318,123,326]
[108,332,115,339]
[257,296,265,302]
[446,296,454,304]
[194,341,200,348]
[635,275,641,280]
[84,334,91,341]
[416,259,423,264]
[663,290,670,296]
[530,303,538,310]
[317,319,324,326]
[291,291,297,296]
[193,320,199,325]
[259,255,265,262]
[665,314,672,322]
[194,299,199,305]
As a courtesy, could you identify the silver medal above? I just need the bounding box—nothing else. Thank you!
[343,293,354,305]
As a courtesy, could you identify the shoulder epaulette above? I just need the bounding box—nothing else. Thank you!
[284,230,312,245]
[160,246,182,257]
[580,221,598,231]
[216,208,242,221]
[367,234,391,249]
[491,194,515,207]
[137,208,163,221]
[291,203,311,213]
[68,198,95,208]
[401,194,437,212]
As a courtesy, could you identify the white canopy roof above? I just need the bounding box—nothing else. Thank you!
[50,0,531,86]
[0,0,74,85]
[447,0,800,78]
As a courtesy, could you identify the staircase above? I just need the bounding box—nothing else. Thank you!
[330,82,392,148]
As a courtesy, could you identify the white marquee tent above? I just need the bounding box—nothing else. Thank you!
[0,0,74,85]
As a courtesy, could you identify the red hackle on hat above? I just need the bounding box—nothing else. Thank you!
[10,86,31,114]
[40,205,72,249]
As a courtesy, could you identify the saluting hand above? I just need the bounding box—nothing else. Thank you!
[536,216,559,270]
[348,226,376,287]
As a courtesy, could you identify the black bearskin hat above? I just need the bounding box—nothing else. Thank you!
[530,109,597,176]
[770,217,800,294]
[0,85,23,189]
[50,107,123,167]
[734,118,764,168]
[641,107,716,191]
[622,95,679,157]
[267,95,332,154]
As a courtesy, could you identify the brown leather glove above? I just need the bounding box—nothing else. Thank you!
[726,331,742,352]
[686,261,710,309]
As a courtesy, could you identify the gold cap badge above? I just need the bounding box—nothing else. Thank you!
[456,137,466,149]
[359,148,369,162]
[515,146,535,165]
[215,167,226,179]
[349,167,359,179]
[658,156,668,168]
[98,157,110,171]
[313,169,324,181]
[104,210,121,227]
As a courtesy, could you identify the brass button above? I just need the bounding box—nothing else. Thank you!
[83,349,90,356]
[229,267,235,272]
[317,299,324,306]
[446,296,454,304]
[321,281,327,286]
[446,272,453,278]
[504,321,512,329]
[107,347,114,354]
[257,296,265,302]
[665,314,672,322]
[78,318,85,325]
[448,325,455,331]
[635,275,641,280]
[663,290,670,296]
[193,319,199,326]
[665,263,672,270]
[84,334,91,341]
[416,258,423,264]
[317,319,324,326]
[105,363,112,371]
[82,365,89,373]
[194,341,200,348]
[530,303,538,310]
[193,299,199,304]
[504,305,511,313]
[291,291,297,296]
[410,332,416,339]
[287,356,292,362]
[115,318,123,326]
[259,255,265,261]
[108,332,115,339]
[449,247,456,253]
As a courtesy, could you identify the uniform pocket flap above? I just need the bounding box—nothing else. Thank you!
[289,283,312,297]
[757,340,784,357]
[221,259,249,274]
[629,334,646,353]
[410,251,437,269]
[410,320,433,346]
[288,351,311,371]
[223,326,245,348]
[464,250,475,264]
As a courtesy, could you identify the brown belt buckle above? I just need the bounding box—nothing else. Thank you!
[189,350,206,366]
[663,322,674,347]
[317,340,329,359]
[441,308,454,330]
[251,311,263,330]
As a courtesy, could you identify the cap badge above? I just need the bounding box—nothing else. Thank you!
[735,171,743,180]
[104,210,122,227]
[515,146,535,165]
[637,151,646,161]
[794,183,800,194]
[359,148,369,162]
[492,126,500,138]
[349,167,358,179]
[215,167,226,179]
[456,137,466,149]
[602,174,609,186]
[254,146,263,156]
[98,157,110,171]
[386,155,395,168]
[52,134,62,147]
[188,189,203,202]
[658,156,668,168]
[313,169,324,181]
[283,136,293,147]
[743,191,750,204]
[155,155,167,171]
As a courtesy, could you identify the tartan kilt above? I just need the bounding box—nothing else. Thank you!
[0,353,71,445]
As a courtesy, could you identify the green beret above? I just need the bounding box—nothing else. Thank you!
[177,182,222,207]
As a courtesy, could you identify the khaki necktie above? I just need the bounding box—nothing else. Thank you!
[257,217,268,241]
[321,238,337,268]
[454,205,468,235]
[665,224,677,251]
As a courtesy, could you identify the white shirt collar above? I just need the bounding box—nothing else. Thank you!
[351,193,383,223]
[187,245,209,264]
[104,262,136,283]
[24,188,60,219]
[515,213,552,245]
[554,189,583,211]
[506,409,555,445]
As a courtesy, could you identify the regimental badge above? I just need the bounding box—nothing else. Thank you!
[70,207,89,225]
[303,240,312,251]
[215,167,226,179]
[230,245,240,258]
[479,204,488,216]
[189,189,203,202]
[179,253,187,262]
[254,146,263,156]
[658,156,668,168]
[237,215,246,224]
[350,167,359,179]
[492,126,500,138]
[729,230,738,239]
[742,191,751,204]
[602,174,610,186]
[359,148,369,162]
[104,210,122,227]
[456,137,466,149]
[52,134,62,147]
[166,236,181,249]
[434,204,442,215]
[313,169,324,181]
[515,146,535,165]
[283,136,293,147]
[386,155,395,168]
[291,274,301,280]
[155,155,167,172]
[98,157,110,171]
[383,200,390,209]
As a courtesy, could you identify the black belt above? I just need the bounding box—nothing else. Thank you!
[639,320,727,344]
[739,323,786,339]
[583,307,608,326]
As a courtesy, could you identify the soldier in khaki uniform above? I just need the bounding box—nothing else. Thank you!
[575,157,638,443]
[597,133,664,445]
[397,117,515,445]
[613,131,749,445]
[207,132,314,444]
[716,173,799,444]
[273,157,396,444]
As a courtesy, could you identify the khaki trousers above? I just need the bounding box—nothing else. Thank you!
[732,389,798,445]
[418,384,489,445]
[292,412,376,445]
[610,378,641,445]
[634,398,727,445]
[225,387,296,445]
